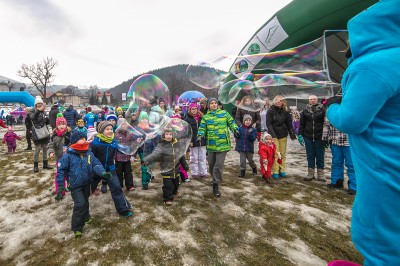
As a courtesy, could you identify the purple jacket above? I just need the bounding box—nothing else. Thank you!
[115,130,135,162]
[2,131,22,144]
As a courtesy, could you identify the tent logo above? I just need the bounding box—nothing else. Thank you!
[265,25,279,45]
[248,43,260,55]
[234,60,248,74]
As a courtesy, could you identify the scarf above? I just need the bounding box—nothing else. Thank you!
[97,133,115,143]
[55,128,67,137]
[190,112,201,121]
[70,142,89,153]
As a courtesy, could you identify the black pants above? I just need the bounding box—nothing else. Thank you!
[26,129,32,148]
[162,176,180,201]
[71,183,91,232]
[116,161,134,189]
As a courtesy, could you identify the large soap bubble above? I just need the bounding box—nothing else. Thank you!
[177,90,205,114]
[115,119,145,156]
[143,117,192,175]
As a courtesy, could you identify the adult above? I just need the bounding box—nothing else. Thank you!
[234,95,261,132]
[326,2,400,264]
[84,106,98,128]
[30,96,53,172]
[48,103,59,130]
[199,97,208,116]
[63,104,79,130]
[266,95,296,178]
[259,98,270,133]
[197,97,239,197]
[185,103,207,178]
[298,95,326,182]
[24,107,33,150]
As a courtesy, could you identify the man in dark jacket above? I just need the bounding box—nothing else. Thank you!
[298,95,326,181]
[24,107,33,150]
[63,105,79,130]
[48,103,59,130]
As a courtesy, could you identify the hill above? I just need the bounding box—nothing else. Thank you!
[108,64,218,103]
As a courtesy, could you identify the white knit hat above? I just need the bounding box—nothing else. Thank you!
[34,96,44,105]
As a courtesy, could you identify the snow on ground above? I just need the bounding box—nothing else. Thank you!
[0,128,359,265]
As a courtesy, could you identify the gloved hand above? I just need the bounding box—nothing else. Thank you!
[55,187,64,201]
[297,135,305,146]
[323,140,330,148]
[101,172,113,180]
[326,96,342,108]
[234,129,240,139]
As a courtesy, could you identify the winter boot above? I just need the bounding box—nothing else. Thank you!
[238,169,245,178]
[213,184,221,197]
[317,168,326,182]
[327,179,344,189]
[33,162,39,173]
[25,146,32,151]
[304,168,315,181]
[252,167,257,175]
[43,160,53,170]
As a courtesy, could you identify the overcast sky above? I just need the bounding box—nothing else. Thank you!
[0,0,292,88]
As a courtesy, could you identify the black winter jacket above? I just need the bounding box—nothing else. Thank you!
[266,105,295,139]
[49,105,59,128]
[184,113,206,147]
[30,109,50,145]
[299,104,326,140]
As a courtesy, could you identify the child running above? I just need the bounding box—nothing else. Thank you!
[258,133,277,184]
[2,126,22,153]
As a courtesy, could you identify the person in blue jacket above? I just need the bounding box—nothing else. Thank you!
[84,106,98,128]
[235,114,257,177]
[55,130,113,237]
[90,121,133,218]
[326,1,400,264]
[63,105,79,130]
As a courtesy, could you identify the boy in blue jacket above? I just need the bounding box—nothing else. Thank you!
[235,114,257,177]
[55,130,112,237]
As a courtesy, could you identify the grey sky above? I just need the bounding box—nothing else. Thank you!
[0,0,292,88]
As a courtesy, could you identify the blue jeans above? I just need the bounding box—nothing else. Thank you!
[91,171,131,214]
[304,137,325,169]
[330,144,356,190]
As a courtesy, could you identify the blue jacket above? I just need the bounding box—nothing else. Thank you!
[63,107,79,127]
[235,125,257,153]
[90,136,119,171]
[56,148,105,189]
[84,112,97,128]
[326,1,400,265]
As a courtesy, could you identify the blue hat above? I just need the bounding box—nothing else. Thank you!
[70,130,87,144]
[106,113,118,122]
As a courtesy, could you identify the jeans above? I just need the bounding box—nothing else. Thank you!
[330,144,356,190]
[304,137,325,169]
[34,143,48,162]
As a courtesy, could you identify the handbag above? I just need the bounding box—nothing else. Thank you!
[31,120,50,141]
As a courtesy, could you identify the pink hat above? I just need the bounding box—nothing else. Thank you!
[189,103,199,110]
[56,117,67,127]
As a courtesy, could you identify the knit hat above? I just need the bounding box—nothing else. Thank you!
[87,126,97,140]
[97,121,113,134]
[77,119,85,127]
[117,118,127,127]
[70,130,87,144]
[56,113,63,118]
[34,96,44,106]
[261,133,272,142]
[138,111,149,122]
[189,103,199,111]
[56,117,67,127]
[206,97,218,109]
[106,113,118,122]
[243,114,252,123]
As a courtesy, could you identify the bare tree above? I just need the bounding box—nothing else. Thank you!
[17,57,58,99]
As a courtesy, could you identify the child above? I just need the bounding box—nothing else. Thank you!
[290,106,301,135]
[90,121,133,217]
[185,103,208,178]
[55,130,113,237]
[235,114,258,177]
[171,110,190,183]
[2,126,22,153]
[74,119,88,137]
[48,117,71,196]
[106,113,118,132]
[258,133,277,184]
[115,118,135,191]
[143,128,189,205]
[87,126,97,143]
